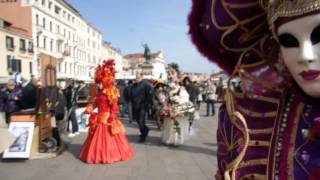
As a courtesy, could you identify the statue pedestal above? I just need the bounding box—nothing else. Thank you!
[141,62,154,79]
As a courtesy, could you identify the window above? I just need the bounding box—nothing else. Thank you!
[54,5,60,15]
[58,62,61,72]
[43,36,47,49]
[69,63,72,73]
[57,40,61,52]
[36,36,39,47]
[29,62,32,74]
[48,1,52,9]
[49,21,52,32]
[19,39,26,52]
[6,36,14,50]
[28,41,33,53]
[64,62,67,73]
[63,11,66,18]
[42,17,45,28]
[68,14,70,21]
[50,39,53,51]
[7,56,21,73]
[36,14,39,25]
[63,29,66,37]
[41,0,45,6]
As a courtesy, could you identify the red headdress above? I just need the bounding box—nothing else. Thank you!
[95,59,116,88]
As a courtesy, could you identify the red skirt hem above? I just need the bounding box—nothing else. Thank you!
[79,123,133,164]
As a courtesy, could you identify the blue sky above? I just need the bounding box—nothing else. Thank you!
[67,0,220,73]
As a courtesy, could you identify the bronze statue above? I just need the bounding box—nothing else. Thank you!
[142,43,151,62]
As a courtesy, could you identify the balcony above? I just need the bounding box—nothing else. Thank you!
[28,48,34,54]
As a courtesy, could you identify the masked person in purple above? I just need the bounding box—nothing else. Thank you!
[189,0,320,179]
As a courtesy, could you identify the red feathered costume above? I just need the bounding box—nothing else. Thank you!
[79,60,133,164]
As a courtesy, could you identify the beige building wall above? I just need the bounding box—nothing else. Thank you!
[0,28,33,80]
[0,0,32,37]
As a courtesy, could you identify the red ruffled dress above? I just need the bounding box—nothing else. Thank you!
[79,91,133,164]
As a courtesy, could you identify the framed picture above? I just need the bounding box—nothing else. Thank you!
[2,122,34,159]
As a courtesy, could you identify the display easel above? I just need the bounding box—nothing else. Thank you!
[9,53,58,158]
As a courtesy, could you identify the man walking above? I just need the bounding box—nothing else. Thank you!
[131,73,153,142]
[64,81,83,137]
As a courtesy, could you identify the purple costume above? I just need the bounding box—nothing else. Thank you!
[188,0,320,179]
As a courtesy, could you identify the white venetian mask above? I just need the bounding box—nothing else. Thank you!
[277,14,320,98]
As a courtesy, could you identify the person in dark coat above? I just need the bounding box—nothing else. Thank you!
[53,87,67,147]
[20,77,39,109]
[124,80,133,123]
[2,80,22,123]
[76,81,89,103]
[116,80,126,117]
[182,76,198,106]
[131,73,154,142]
[63,81,79,137]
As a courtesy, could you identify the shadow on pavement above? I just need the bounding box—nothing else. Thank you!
[126,134,217,156]
[67,143,82,159]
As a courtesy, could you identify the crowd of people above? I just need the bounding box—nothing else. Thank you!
[116,71,226,144]
[0,77,90,139]
[0,64,227,162]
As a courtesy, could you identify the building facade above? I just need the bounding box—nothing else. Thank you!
[0,0,103,83]
[0,18,33,83]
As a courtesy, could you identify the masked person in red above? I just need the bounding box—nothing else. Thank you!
[80,59,133,164]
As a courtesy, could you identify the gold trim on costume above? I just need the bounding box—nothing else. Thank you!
[238,105,277,118]
[232,86,281,104]
[238,158,268,169]
[259,0,320,40]
[294,139,311,177]
[248,140,270,147]
[287,103,304,180]
[248,128,273,134]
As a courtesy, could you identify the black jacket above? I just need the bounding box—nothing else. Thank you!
[131,80,154,105]
[21,83,38,109]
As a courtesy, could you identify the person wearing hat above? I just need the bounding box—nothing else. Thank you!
[189,0,320,179]
[2,80,22,123]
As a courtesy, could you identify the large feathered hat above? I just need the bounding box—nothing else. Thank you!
[95,59,116,87]
[188,0,320,75]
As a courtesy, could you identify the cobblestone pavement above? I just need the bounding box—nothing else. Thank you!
[0,104,219,180]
